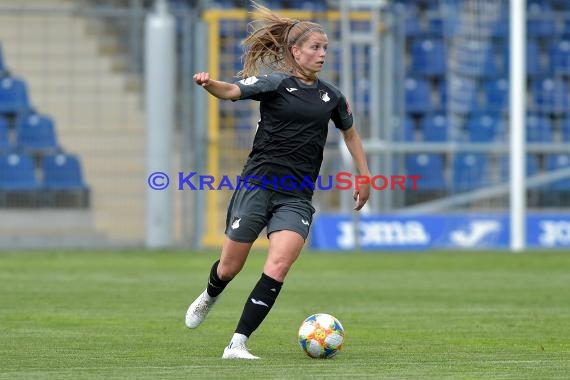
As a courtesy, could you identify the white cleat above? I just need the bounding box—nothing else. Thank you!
[222,343,260,360]
[185,290,217,329]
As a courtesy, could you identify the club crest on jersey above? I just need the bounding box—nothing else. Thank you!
[319,90,330,102]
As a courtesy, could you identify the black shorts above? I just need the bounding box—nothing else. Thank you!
[225,186,316,243]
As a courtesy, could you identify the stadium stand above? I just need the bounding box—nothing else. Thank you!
[0,44,87,209]
[392,0,570,207]
[31,0,565,248]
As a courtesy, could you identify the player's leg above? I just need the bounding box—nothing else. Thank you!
[222,230,305,359]
[222,196,312,359]
[185,237,253,329]
[186,186,268,329]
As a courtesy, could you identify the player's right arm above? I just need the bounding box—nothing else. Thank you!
[193,72,241,100]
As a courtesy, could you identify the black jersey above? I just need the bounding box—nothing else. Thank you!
[235,72,353,199]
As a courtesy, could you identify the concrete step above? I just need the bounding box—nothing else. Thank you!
[24,78,132,95]
[9,59,113,75]
[59,133,146,153]
[1,37,100,53]
[35,98,143,120]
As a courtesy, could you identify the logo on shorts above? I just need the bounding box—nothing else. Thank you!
[231,217,241,230]
[301,219,310,226]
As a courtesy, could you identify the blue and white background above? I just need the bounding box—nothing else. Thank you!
[310,214,570,250]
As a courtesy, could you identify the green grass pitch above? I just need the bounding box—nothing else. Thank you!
[1,250,569,379]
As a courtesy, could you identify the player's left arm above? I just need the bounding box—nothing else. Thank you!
[341,126,370,211]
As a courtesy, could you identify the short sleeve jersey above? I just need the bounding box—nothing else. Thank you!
[235,72,353,199]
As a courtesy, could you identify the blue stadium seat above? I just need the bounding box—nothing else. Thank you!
[527,1,557,38]
[531,78,569,114]
[410,38,447,77]
[42,153,87,190]
[42,152,89,207]
[453,40,500,78]
[545,154,570,190]
[451,153,490,191]
[15,111,58,153]
[420,112,460,142]
[549,39,570,76]
[0,75,30,116]
[0,152,38,190]
[526,114,554,142]
[0,116,10,152]
[440,77,480,115]
[466,113,504,143]
[405,153,447,191]
[404,77,433,114]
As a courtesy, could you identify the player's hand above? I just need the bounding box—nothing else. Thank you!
[353,182,370,211]
[193,72,211,87]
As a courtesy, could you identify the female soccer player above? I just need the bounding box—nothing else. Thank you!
[185,1,370,359]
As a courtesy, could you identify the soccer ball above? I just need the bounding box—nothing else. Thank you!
[297,313,345,359]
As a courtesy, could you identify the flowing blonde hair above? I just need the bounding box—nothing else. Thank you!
[237,1,326,81]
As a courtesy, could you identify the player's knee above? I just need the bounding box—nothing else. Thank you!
[264,258,293,282]
[217,261,242,281]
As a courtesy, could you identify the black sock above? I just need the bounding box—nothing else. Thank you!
[206,260,230,298]
[235,273,283,337]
